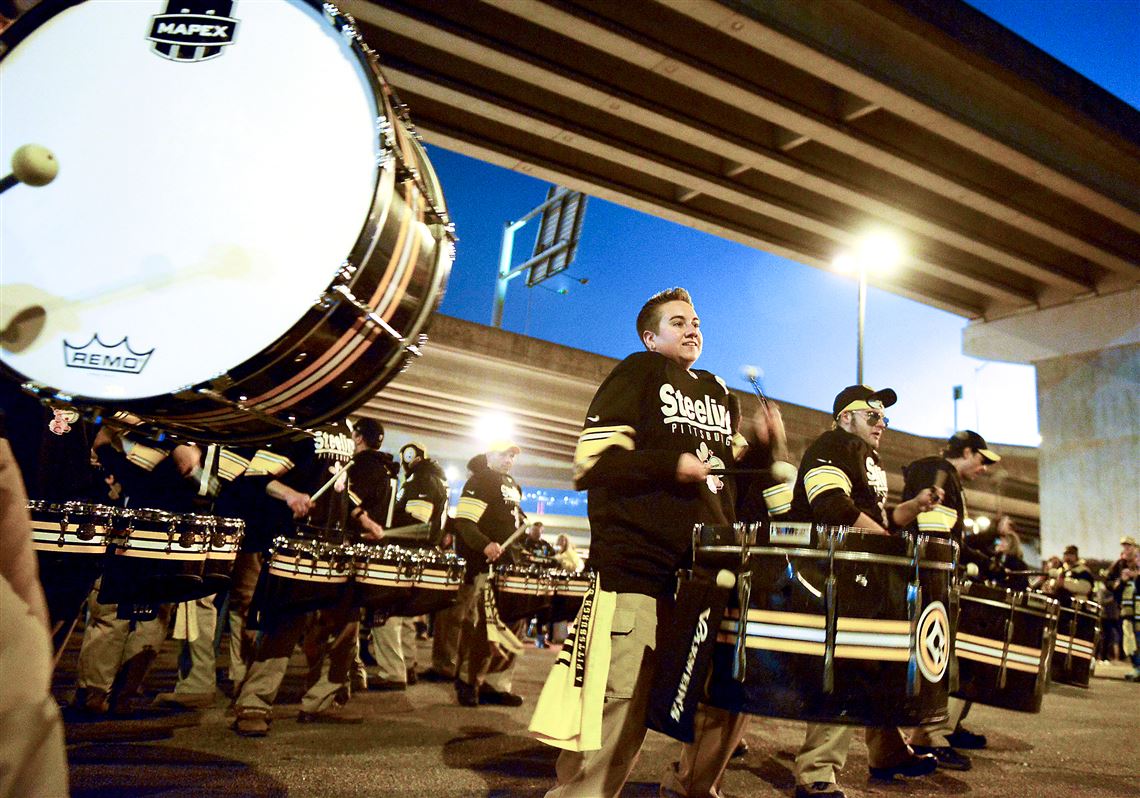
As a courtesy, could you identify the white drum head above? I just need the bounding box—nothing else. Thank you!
[1,0,381,399]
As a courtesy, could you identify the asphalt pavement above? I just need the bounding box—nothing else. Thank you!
[54,635,1137,798]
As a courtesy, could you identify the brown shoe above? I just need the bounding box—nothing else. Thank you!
[153,691,216,710]
[233,708,270,737]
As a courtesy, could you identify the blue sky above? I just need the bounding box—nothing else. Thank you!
[427,0,1138,447]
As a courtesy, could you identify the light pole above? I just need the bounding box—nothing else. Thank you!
[833,231,904,384]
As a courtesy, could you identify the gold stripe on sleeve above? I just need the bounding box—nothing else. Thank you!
[124,442,168,471]
[218,450,251,481]
[804,465,852,502]
[573,424,636,481]
[917,505,958,534]
[405,499,434,522]
[246,449,294,478]
[455,496,488,524]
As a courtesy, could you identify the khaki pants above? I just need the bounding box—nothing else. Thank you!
[456,573,519,692]
[371,615,418,682]
[660,705,749,798]
[235,593,358,715]
[905,696,969,746]
[171,594,219,695]
[226,551,263,686]
[430,588,466,677]
[546,592,659,798]
[76,584,169,693]
[795,723,911,785]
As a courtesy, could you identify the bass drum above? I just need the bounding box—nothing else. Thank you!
[0,0,452,442]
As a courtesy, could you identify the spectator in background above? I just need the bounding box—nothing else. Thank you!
[554,534,583,574]
[990,518,1030,591]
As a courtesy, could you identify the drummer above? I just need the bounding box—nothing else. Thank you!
[899,430,1002,769]
[1047,545,1095,602]
[231,418,362,737]
[789,385,941,798]
[452,439,528,708]
[540,287,783,798]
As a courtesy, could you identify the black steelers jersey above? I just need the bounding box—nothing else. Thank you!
[902,456,965,542]
[574,351,745,597]
[791,427,888,529]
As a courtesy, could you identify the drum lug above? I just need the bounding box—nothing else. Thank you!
[324,284,423,357]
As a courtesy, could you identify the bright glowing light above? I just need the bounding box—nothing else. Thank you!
[975,516,992,531]
[444,465,461,484]
[856,230,904,275]
[832,253,857,274]
[474,410,516,449]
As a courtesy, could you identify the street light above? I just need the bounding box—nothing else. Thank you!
[833,231,905,384]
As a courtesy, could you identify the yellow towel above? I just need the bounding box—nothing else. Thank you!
[171,600,199,642]
[528,576,616,751]
[483,584,524,656]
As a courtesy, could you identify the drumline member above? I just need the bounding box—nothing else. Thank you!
[0,411,69,798]
[154,444,255,710]
[231,418,363,737]
[368,441,448,690]
[542,287,775,798]
[522,522,557,648]
[1047,545,1095,602]
[790,385,940,798]
[1106,537,1139,681]
[72,430,203,716]
[900,430,1002,769]
[452,440,528,708]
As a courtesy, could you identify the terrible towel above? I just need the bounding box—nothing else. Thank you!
[528,575,616,751]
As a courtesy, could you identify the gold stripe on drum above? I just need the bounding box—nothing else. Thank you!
[715,631,825,656]
[956,633,1044,673]
[729,608,824,628]
[1054,634,1095,660]
[834,644,909,662]
[497,577,555,596]
[719,611,912,662]
[267,555,351,583]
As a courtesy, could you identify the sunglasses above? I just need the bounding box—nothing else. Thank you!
[859,410,889,427]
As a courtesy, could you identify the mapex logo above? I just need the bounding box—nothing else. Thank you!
[148,0,239,62]
[63,335,154,374]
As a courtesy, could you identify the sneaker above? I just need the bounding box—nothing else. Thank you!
[1125,670,1140,682]
[153,691,216,710]
[370,679,407,692]
[912,744,971,771]
[296,702,363,724]
[455,680,479,707]
[794,783,845,798]
[478,686,524,707]
[731,738,750,759]
[868,752,937,780]
[233,708,270,737]
[350,672,368,692]
[420,667,454,683]
[945,727,988,749]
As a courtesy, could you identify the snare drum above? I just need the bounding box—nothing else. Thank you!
[1051,597,1101,688]
[491,565,556,623]
[550,570,593,623]
[255,536,354,623]
[695,523,954,727]
[201,515,246,593]
[0,0,453,443]
[953,582,1059,712]
[28,500,114,626]
[99,509,211,604]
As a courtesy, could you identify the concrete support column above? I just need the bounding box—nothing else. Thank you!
[1036,343,1139,560]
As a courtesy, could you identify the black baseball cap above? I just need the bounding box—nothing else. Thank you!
[947,430,1001,463]
[832,385,897,418]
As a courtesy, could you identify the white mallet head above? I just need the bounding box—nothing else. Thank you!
[742,365,762,381]
[11,144,59,187]
[715,569,736,589]
[965,562,980,578]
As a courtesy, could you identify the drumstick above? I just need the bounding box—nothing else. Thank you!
[741,365,769,408]
[708,467,772,476]
[310,460,353,502]
[498,522,530,552]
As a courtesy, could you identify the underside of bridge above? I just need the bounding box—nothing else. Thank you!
[345,0,1139,320]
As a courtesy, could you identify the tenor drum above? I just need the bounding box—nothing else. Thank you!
[99,509,213,604]
[29,500,114,626]
[0,0,452,442]
[953,582,1058,712]
[398,549,466,618]
[1051,597,1101,688]
[351,543,418,612]
[550,570,592,623]
[696,523,955,727]
[491,565,555,623]
[255,536,354,623]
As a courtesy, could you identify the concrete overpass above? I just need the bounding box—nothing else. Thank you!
[342,0,1136,559]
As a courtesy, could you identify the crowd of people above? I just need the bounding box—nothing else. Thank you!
[0,285,1134,798]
